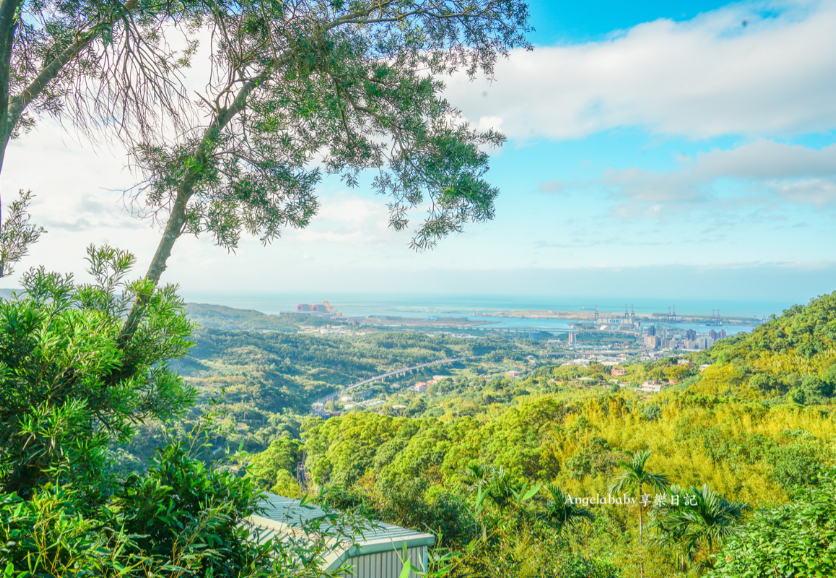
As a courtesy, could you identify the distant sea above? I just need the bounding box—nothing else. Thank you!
[181,292,798,336]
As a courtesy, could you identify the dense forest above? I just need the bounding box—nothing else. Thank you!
[117,319,541,468]
[239,293,836,577]
[4,261,835,576]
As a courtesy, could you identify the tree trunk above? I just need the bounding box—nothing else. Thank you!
[0,0,23,178]
[638,483,644,578]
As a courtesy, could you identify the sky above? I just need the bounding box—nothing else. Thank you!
[2,0,836,307]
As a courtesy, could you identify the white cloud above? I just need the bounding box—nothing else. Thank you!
[446,0,836,140]
[290,195,396,246]
[598,140,836,206]
[771,178,836,204]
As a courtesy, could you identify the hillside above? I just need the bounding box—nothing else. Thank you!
[674,291,836,403]
[119,295,836,576]
[184,302,331,331]
[274,294,836,576]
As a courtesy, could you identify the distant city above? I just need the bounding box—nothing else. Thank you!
[288,300,756,353]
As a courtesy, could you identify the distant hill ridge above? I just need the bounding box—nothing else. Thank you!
[185,302,329,331]
[687,291,836,403]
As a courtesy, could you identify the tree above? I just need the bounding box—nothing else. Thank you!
[0,415,366,577]
[0,245,195,498]
[114,440,271,577]
[119,0,531,336]
[609,449,668,578]
[247,436,303,490]
[0,0,198,176]
[0,190,44,277]
[651,484,746,572]
[708,468,836,578]
[538,483,594,534]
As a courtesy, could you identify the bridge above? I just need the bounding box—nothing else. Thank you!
[313,357,463,408]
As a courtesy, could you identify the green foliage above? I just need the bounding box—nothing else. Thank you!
[538,484,595,533]
[0,411,373,577]
[0,246,195,498]
[0,190,44,278]
[651,484,747,571]
[709,468,836,578]
[113,441,269,576]
[0,486,134,576]
[687,291,836,401]
[246,436,302,490]
[767,432,827,490]
[610,450,669,502]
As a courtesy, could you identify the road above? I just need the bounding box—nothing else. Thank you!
[313,357,463,407]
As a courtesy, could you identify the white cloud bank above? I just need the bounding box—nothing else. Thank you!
[446,0,836,140]
[600,140,836,204]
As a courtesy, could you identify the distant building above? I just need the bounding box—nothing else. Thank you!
[611,367,627,377]
[639,380,665,393]
[568,333,577,344]
[647,326,657,337]
[339,396,353,402]
[709,329,728,341]
[360,399,385,408]
[413,382,429,392]
[677,359,694,367]
[505,370,523,378]
[644,335,660,348]
[685,329,697,340]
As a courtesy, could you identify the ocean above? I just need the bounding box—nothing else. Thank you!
[181,292,796,335]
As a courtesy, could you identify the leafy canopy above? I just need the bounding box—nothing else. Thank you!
[0,245,195,498]
[128,0,531,289]
[709,467,836,578]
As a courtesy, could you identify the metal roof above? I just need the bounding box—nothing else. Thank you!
[247,493,435,572]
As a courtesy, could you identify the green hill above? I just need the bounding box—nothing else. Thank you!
[184,302,331,331]
[683,291,836,403]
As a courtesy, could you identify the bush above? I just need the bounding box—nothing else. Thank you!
[0,247,195,500]
[709,468,836,577]
[113,441,271,577]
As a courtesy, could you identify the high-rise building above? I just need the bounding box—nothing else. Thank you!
[686,329,697,340]
[647,326,656,336]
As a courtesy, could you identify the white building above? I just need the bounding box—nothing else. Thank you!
[248,493,434,577]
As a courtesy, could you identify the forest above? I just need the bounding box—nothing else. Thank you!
[242,292,836,577]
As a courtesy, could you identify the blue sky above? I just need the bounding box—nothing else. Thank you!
[3,0,836,307]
